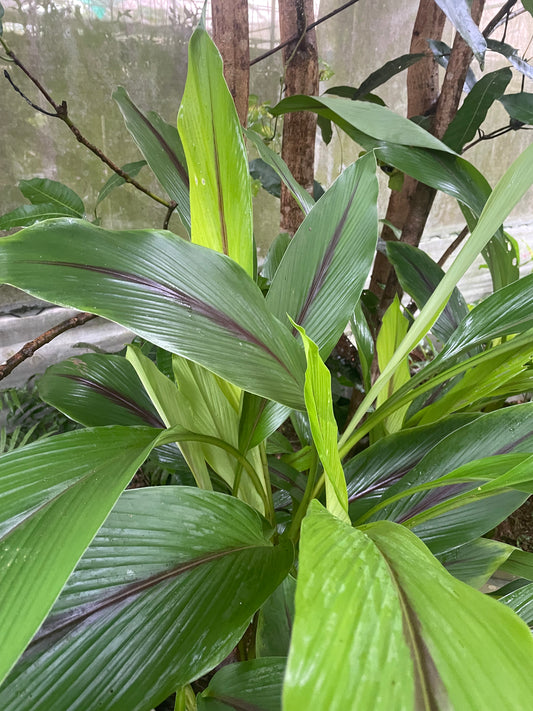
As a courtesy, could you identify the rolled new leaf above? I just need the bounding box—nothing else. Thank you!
[0,219,306,409]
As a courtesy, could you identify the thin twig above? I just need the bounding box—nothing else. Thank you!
[0,36,171,209]
[0,312,98,382]
[482,0,518,38]
[438,225,469,267]
[163,201,177,230]
[250,0,360,66]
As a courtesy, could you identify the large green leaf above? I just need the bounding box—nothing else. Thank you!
[266,153,378,358]
[178,21,253,276]
[499,583,533,626]
[256,576,296,658]
[439,537,515,589]
[113,87,190,230]
[500,92,533,126]
[197,658,286,711]
[0,219,306,409]
[283,502,413,710]
[0,488,293,711]
[0,204,79,230]
[285,503,533,709]
[386,241,469,344]
[443,68,512,151]
[0,425,167,685]
[38,353,163,428]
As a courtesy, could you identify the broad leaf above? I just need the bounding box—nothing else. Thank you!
[197,658,286,711]
[386,241,469,343]
[499,583,533,626]
[19,178,84,216]
[500,92,533,125]
[178,21,253,276]
[113,87,190,230]
[284,502,413,710]
[295,325,349,522]
[443,68,512,151]
[38,353,163,428]
[266,153,378,358]
[439,537,514,589]
[0,219,306,409]
[95,160,147,208]
[433,0,487,65]
[0,204,79,230]
[0,488,293,710]
[260,231,291,284]
[0,425,167,685]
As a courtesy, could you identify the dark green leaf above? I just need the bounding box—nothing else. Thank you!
[443,68,512,151]
[256,577,296,658]
[0,204,77,230]
[19,178,84,216]
[487,39,533,81]
[352,53,425,99]
[38,353,162,428]
[0,425,166,685]
[250,158,281,198]
[524,0,533,16]
[500,92,533,125]
[113,87,190,230]
[95,160,147,208]
[260,232,291,284]
[0,219,306,409]
[198,658,286,711]
[0,488,293,710]
[501,549,533,580]
[266,153,378,358]
[439,537,514,589]
[386,241,469,343]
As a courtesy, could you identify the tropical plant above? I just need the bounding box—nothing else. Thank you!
[2,10,533,711]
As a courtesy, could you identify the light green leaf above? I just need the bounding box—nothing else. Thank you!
[0,425,167,685]
[113,87,190,230]
[499,583,533,626]
[0,488,293,710]
[284,502,413,710]
[0,219,306,410]
[375,296,410,434]
[294,325,349,523]
[178,21,253,276]
[267,153,378,358]
[95,160,147,208]
[197,658,285,711]
[19,178,84,216]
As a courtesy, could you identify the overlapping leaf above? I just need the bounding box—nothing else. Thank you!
[0,488,293,711]
[0,219,306,409]
[266,153,378,358]
[197,658,286,710]
[433,0,487,65]
[0,425,167,685]
[178,21,253,276]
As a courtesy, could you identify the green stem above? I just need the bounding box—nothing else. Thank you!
[259,441,276,526]
[285,448,320,544]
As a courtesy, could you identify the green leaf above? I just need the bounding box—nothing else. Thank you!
[178,22,253,276]
[499,583,533,626]
[375,296,410,434]
[487,39,533,81]
[113,87,190,230]
[0,488,293,710]
[266,153,378,358]
[0,219,306,409]
[19,178,84,216]
[500,92,533,125]
[260,231,291,284]
[256,576,296,658]
[501,549,533,580]
[364,520,533,709]
[284,502,413,710]
[38,353,163,428]
[294,325,349,522]
[386,241,469,343]
[350,302,373,393]
[272,95,455,153]
[197,658,286,711]
[524,0,533,16]
[95,160,147,208]
[439,537,515,589]
[349,53,425,99]
[0,2,4,36]
[434,0,487,65]
[427,39,477,91]
[245,129,315,215]
[0,425,167,685]
[443,68,512,151]
[0,204,78,230]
